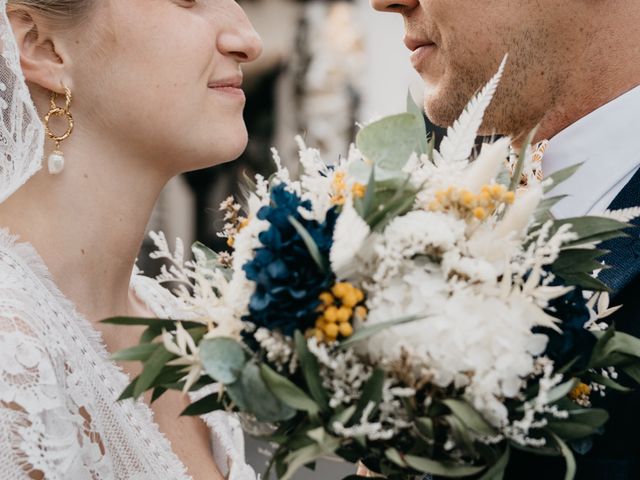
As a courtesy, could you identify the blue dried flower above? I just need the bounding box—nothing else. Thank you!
[243,184,337,335]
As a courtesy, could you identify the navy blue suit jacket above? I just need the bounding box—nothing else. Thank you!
[506,168,640,479]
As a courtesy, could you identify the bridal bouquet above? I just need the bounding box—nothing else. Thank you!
[108,62,640,479]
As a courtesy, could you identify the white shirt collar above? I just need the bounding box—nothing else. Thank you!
[543,85,640,218]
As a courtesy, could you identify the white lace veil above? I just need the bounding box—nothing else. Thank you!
[0,0,46,204]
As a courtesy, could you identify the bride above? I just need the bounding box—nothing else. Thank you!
[0,0,262,478]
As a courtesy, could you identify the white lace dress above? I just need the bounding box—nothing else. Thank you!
[0,229,257,480]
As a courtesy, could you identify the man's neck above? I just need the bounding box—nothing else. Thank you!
[0,132,168,323]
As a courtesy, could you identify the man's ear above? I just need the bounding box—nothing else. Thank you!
[7,8,71,94]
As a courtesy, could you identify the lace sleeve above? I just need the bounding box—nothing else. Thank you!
[0,312,113,479]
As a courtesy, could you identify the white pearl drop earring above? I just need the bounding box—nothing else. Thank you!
[44,86,74,175]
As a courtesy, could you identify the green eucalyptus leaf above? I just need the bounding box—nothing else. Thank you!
[111,343,160,362]
[356,113,425,171]
[228,361,296,422]
[590,329,640,368]
[622,363,640,384]
[330,405,357,427]
[199,337,247,385]
[295,331,330,412]
[260,363,319,415]
[288,216,328,273]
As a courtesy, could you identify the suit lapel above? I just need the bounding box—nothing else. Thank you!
[598,168,640,296]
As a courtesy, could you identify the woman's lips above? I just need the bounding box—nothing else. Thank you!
[410,43,437,72]
[209,85,246,99]
[208,77,246,100]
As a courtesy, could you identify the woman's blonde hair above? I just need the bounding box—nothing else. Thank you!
[7,0,92,23]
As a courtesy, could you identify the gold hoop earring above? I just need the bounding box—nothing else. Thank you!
[44,86,74,175]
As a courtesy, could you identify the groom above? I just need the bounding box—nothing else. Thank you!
[371,1,640,479]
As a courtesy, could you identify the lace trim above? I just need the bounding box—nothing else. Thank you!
[0,228,192,479]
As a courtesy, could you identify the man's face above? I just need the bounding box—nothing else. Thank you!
[371,0,582,138]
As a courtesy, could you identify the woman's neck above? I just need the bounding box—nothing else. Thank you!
[0,133,169,322]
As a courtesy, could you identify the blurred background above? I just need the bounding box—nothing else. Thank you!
[141,0,430,477]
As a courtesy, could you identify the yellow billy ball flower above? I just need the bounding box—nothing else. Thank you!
[355,305,368,320]
[503,191,516,204]
[324,323,339,339]
[331,282,350,299]
[352,183,366,198]
[319,292,334,307]
[339,322,354,337]
[342,292,359,308]
[473,207,487,220]
[460,190,475,208]
[324,306,339,323]
[354,288,364,303]
[336,307,353,323]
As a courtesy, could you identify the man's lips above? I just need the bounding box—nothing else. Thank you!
[409,43,437,71]
[404,36,437,71]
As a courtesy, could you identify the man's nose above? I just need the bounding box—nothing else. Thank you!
[370,0,419,13]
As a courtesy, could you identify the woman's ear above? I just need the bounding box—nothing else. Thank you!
[7,8,71,94]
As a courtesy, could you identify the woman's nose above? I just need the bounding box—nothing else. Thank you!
[218,6,263,64]
[370,0,419,13]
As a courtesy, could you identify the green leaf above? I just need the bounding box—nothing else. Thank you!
[150,386,167,404]
[443,399,497,436]
[102,316,205,330]
[544,163,584,194]
[581,371,631,392]
[385,448,486,477]
[349,369,385,425]
[339,313,424,348]
[227,361,296,422]
[280,441,339,480]
[547,409,609,440]
[508,129,536,192]
[330,405,357,427]
[622,363,640,384]
[111,343,160,362]
[545,164,584,195]
[356,113,426,171]
[117,375,139,401]
[133,345,175,398]
[288,216,328,273]
[552,249,609,275]
[590,329,640,368]
[295,331,330,413]
[556,273,611,292]
[406,91,428,155]
[551,216,629,248]
[549,431,576,480]
[199,337,247,384]
[478,446,510,480]
[445,414,475,455]
[535,195,568,223]
[415,417,435,439]
[260,363,319,415]
[181,392,225,416]
[547,378,580,405]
